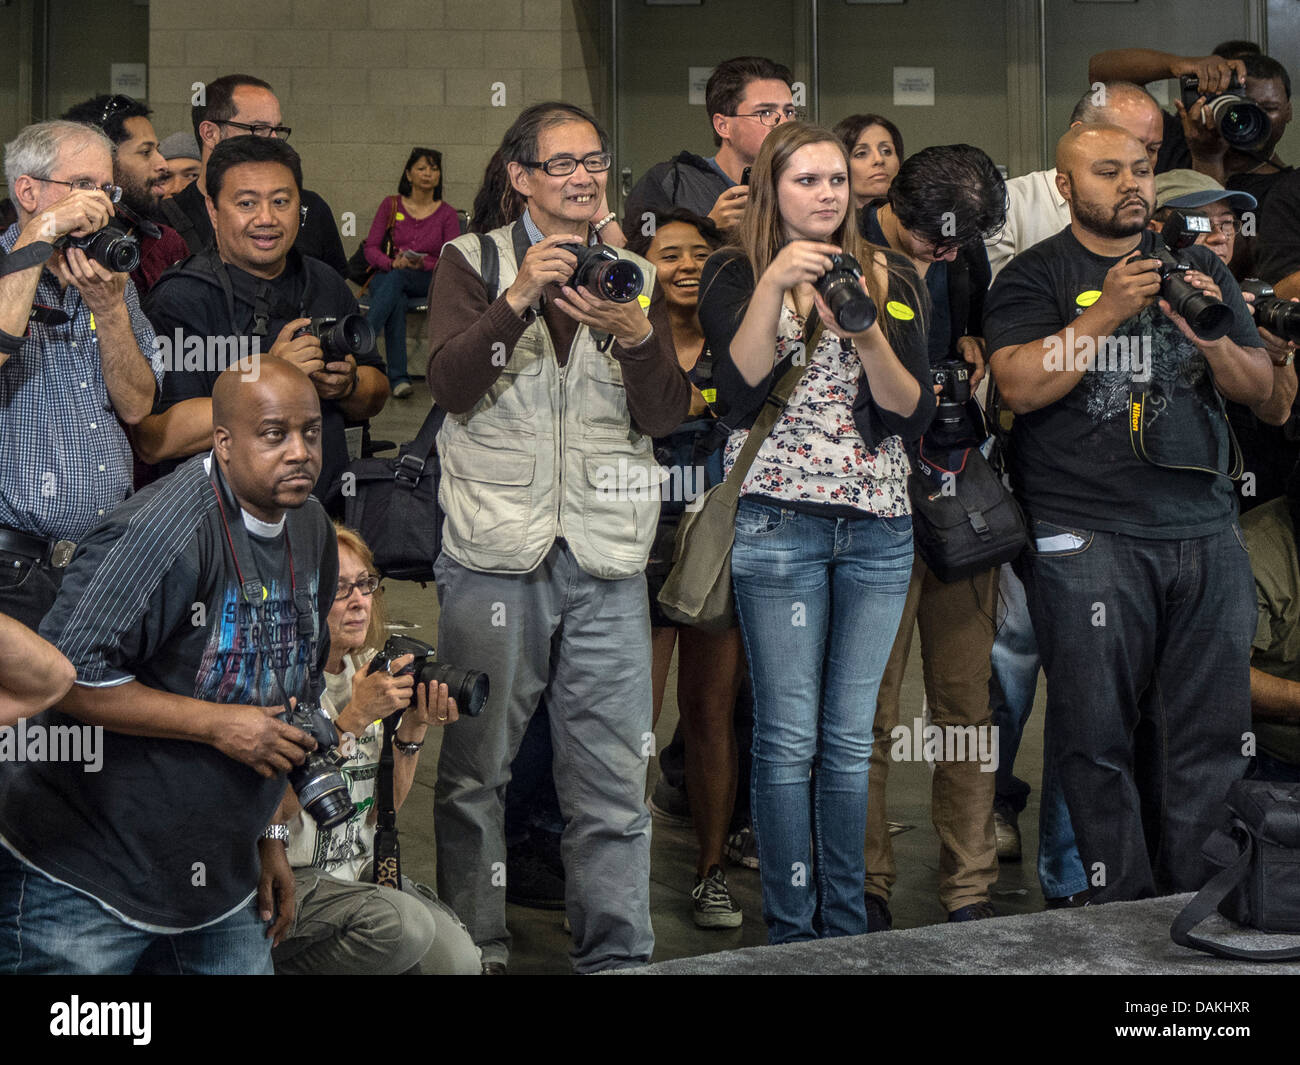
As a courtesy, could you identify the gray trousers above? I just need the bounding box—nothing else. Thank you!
[272,868,481,976]
[433,542,655,973]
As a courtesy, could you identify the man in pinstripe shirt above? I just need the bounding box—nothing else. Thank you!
[0,120,161,630]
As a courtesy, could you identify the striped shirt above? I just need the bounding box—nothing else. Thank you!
[0,224,162,542]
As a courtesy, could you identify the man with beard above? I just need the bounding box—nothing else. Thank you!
[62,95,189,296]
[985,125,1271,902]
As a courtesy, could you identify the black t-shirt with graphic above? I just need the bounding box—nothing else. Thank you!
[0,454,338,931]
[983,227,1261,538]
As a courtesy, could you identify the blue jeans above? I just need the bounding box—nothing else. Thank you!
[366,267,430,385]
[990,562,1088,899]
[731,498,913,943]
[1020,519,1255,901]
[0,844,273,974]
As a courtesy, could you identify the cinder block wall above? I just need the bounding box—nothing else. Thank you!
[148,0,602,248]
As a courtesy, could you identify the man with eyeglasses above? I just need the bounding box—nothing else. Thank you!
[426,101,689,974]
[0,119,161,630]
[62,94,189,297]
[623,56,797,235]
[162,74,348,277]
[0,358,339,973]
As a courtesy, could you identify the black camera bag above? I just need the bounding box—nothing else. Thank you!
[1171,780,1300,960]
[907,432,1027,583]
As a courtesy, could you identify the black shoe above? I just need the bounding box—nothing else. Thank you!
[1044,888,1093,909]
[506,839,565,910]
[481,961,507,975]
[864,891,893,932]
[649,776,692,826]
[947,901,996,922]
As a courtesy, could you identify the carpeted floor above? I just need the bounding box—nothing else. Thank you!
[620,895,1300,974]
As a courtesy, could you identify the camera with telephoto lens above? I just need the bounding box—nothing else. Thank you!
[558,243,644,303]
[929,357,976,445]
[279,700,357,830]
[293,315,376,358]
[1145,228,1234,341]
[65,219,141,273]
[367,634,490,717]
[1241,278,1300,344]
[1180,74,1270,150]
[814,252,877,333]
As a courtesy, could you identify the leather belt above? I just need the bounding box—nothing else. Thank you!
[0,526,76,568]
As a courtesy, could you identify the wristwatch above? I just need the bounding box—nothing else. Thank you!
[1275,351,1295,367]
[261,824,290,842]
[393,736,425,755]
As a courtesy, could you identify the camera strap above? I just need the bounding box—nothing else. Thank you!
[0,241,55,278]
[373,715,402,890]
[1127,383,1245,480]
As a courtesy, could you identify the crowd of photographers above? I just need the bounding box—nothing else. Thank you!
[0,38,1298,974]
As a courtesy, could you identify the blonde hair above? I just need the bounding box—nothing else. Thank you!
[333,524,387,657]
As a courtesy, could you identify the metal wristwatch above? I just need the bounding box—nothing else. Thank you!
[261,824,290,842]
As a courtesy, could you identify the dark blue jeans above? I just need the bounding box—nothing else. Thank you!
[1020,518,1255,902]
[365,267,430,385]
[731,498,912,944]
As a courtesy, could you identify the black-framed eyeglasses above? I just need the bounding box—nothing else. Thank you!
[731,107,805,128]
[1212,217,1242,235]
[218,119,292,140]
[519,152,612,177]
[31,176,122,203]
[334,575,380,601]
[98,94,136,127]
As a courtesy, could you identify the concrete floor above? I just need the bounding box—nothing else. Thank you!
[364,335,1051,974]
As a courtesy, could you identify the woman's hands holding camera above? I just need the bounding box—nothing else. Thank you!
[761,240,841,293]
[336,653,416,736]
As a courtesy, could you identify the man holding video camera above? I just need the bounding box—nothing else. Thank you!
[426,102,689,974]
[137,136,388,502]
[0,120,161,630]
[0,359,338,974]
[986,124,1271,902]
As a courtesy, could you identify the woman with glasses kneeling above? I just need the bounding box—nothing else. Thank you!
[697,122,934,943]
[272,526,481,975]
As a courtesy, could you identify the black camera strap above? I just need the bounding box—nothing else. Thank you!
[0,241,55,278]
[1127,383,1245,481]
[373,714,402,890]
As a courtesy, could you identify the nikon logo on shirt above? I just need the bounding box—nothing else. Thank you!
[1040,326,1151,383]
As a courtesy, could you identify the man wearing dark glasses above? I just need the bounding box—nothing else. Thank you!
[163,74,348,277]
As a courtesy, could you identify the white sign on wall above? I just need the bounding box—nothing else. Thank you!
[110,63,147,98]
[893,67,935,107]
[688,67,712,106]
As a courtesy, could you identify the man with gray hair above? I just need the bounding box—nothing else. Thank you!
[0,120,160,630]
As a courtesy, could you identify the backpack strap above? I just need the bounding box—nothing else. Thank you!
[477,231,500,302]
[161,195,206,254]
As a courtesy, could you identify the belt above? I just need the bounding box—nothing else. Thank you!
[0,526,76,568]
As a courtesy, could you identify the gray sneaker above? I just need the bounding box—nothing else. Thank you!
[691,865,743,929]
[993,809,1022,862]
[723,825,759,869]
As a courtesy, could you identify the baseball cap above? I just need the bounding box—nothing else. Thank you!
[158,131,201,162]
[1155,168,1257,211]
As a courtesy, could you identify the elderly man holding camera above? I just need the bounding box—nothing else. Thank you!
[0,120,161,630]
[426,101,689,974]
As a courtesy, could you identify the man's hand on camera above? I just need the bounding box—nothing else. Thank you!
[1101,254,1162,322]
[268,318,326,377]
[504,234,582,315]
[1169,55,1247,96]
[553,283,652,347]
[257,835,295,945]
[1159,269,1224,345]
[955,335,988,389]
[51,246,127,313]
[1174,95,1229,161]
[213,701,317,778]
[311,354,358,401]
[23,187,113,245]
[709,186,750,231]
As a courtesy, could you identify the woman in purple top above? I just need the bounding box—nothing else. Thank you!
[364,147,460,396]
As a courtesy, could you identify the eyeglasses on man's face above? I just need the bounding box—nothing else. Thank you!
[219,119,292,140]
[31,176,122,203]
[731,107,805,127]
[334,575,380,601]
[521,152,612,177]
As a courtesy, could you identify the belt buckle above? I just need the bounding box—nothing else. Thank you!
[49,540,76,568]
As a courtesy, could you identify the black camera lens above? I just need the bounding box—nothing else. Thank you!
[311,314,375,359]
[814,253,877,333]
[559,244,644,303]
[1209,96,1270,150]
[1242,279,1300,344]
[69,226,140,273]
[1150,238,1234,341]
[291,762,356,830]
[421,662,490,717]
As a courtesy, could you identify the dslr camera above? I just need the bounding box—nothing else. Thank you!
[279,700,357,830]
[293,314,376,359]
[930,357,977,446]
[1180,74,1270,150]
[367,634,490,717]
[815,252,877,333]
[1241,278,1300,344]
[60,202,160,275]
[557,243,644,303]
[1146,219,1234,340]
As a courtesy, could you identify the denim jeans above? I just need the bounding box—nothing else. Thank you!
[504,697,565,845]
[1020,519,1255,902]
[0,843,272,974]
[365,267,430,385]
[990,562,1088,899]
[731,498,913,943]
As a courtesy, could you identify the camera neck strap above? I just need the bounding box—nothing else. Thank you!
[1127,381,1244,481]
[372,713,402,890]
[0,241,55,278]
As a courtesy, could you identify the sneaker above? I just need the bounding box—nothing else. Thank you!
[993,809,1022,862]
[691,865,743,929]
[649,776,692,826]
[864,891,893,932]
[1044,887,1093,909]
[947,901,996,922]
[723,825,759,870]
[391,380,413,398]
[505,839,565,910]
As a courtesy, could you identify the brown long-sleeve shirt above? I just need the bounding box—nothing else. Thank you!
[426,244,689,438]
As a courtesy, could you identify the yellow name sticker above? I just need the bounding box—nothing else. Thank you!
[637,293,652,310]
[395,212,405,221]
[885,301,915,321]
[700,388,717,404]
[1076,290,1102,307]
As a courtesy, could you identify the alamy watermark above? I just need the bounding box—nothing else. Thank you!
[152,329,262,382]
[592,459,708,510]
[889,716,999,773]
[1041,327,1151,383]
[0,717,103,772]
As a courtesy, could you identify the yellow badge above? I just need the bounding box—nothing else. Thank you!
[701,388,717,404]
[637,294,651,310]
[1076,290,1102,307]
[395,212,405,221]
[885,301,915,321]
